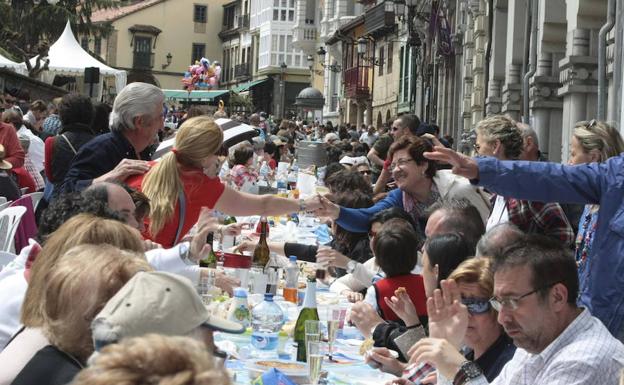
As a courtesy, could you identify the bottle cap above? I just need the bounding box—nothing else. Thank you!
[264,293,274,301]
[289,255,297,262]
[233,287,248,298]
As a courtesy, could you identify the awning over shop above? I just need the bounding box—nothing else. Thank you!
[163,89,229,101]
[232,78,269,93]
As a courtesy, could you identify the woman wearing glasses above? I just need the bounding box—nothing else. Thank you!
[312,135,491,244]
[126,116,322,248]
[376,258,515,385]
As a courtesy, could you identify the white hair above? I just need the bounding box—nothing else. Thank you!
[109,82,164,132]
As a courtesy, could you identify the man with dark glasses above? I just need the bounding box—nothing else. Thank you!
[407,235,624,385]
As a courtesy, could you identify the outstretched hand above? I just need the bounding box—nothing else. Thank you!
[305,194,340,220]
[424,146,479,180]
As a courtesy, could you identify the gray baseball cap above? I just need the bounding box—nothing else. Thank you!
[92,271,244,345]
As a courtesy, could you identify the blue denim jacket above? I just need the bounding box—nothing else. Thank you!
[476,156,624,339]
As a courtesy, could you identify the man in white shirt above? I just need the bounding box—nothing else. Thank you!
[406,234,624,385]
[360,125,379,147]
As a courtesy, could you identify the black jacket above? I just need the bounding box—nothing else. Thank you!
[11,345,83,385]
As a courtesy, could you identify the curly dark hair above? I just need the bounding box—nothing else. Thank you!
[325,168,373,196]
[38,192,122,242]
[59,93,94,128]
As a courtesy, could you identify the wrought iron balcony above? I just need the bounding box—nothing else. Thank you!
[364,1,395,36]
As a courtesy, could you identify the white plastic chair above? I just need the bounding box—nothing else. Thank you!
[0,200,11,211]
[0,251,17,272]
[19,187,28,195]
[0,197,6,205]
[0,206,27,253]
[22,192,44,213]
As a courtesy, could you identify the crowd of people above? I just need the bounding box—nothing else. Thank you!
[1,81,624,385]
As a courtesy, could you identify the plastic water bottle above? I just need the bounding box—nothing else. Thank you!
[250,293,284,358]
[283,256,299,304]
[259,161,271,183]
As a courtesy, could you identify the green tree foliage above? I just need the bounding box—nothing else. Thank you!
[0,0,120,77]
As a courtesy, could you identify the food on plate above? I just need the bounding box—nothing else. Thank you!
[255,361,306,371]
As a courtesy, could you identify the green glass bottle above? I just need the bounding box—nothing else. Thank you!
[294,277,319,362]
[199,232,217,268]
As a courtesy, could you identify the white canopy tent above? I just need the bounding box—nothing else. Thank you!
[0,53,26,75]
[27,20,126,94]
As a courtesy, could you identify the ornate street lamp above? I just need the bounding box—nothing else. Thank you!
[316,46,341,72]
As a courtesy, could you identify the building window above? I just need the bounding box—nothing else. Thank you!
[81,37,89,50]
[192,43,206,63]
[387,42,393,74]
[133,36,152,69]
[378,45,384,76]
[194,5,207,23]
[94,37,101,56]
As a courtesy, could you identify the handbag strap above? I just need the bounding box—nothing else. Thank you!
[173,187,187,245]
[61,134,78,155]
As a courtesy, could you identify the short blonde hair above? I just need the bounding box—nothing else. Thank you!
[573,120,624,162]
[475,115,524,159]
[448,257,494,298]
[71,334,231,385]
[22,214,145,327]
[142,115,223,236]
[43,244,151,362]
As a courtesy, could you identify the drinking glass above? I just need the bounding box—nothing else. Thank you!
[307,341,324,385]
[304,320,321,361]
[326,306,342,360]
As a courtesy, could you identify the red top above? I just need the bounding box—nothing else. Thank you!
[12,167,36,193]
[374,274,427,322]
[126,162,226,248]
[268,158,277,170]
[0,122,25,168]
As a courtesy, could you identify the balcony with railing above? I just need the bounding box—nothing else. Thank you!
[344,66,370,99]
[235,63,251,79]
[236,14,250,29]
[133,52,154,70]
[292,24,318,52]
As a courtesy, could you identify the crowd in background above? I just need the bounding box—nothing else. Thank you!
[1,82,624,385]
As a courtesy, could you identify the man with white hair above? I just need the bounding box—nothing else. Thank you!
[58,82,164,193]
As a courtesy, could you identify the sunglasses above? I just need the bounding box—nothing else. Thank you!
[461,297,492,315]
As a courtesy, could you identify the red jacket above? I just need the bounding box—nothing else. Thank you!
[0,122,25,168]
[374,274,427,322]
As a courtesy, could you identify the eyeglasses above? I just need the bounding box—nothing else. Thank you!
[390,158,415,170]
[489,282,558,312]
[461,297,492,315]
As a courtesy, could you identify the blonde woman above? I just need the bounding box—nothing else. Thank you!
[0,215,145,385]
[11,244,151,385]
[568,120,624,312]
[71,334,231,385]
[126,115,322,247]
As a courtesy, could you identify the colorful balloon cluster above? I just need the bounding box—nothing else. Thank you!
[182,57,222,91]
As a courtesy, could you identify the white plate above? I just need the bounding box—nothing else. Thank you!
[246,359,310,384]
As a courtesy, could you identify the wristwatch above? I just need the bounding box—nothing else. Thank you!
[346,260,358,274]
[453,360,482,385]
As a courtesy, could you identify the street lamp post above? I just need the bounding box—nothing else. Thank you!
[280,62,287,119]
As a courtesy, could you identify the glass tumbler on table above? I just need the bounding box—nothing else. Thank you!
[307,341,324,385]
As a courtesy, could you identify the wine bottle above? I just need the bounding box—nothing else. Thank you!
[294,277,319,362]
[222,215,237,249]
[199,232,217,268]
[252,217,270,267]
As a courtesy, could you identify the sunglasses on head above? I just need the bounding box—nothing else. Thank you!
[461,297,492,315]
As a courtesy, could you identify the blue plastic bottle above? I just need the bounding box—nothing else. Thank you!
[250,293,285,358]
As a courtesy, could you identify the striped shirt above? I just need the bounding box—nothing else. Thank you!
[439,309,624,385]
